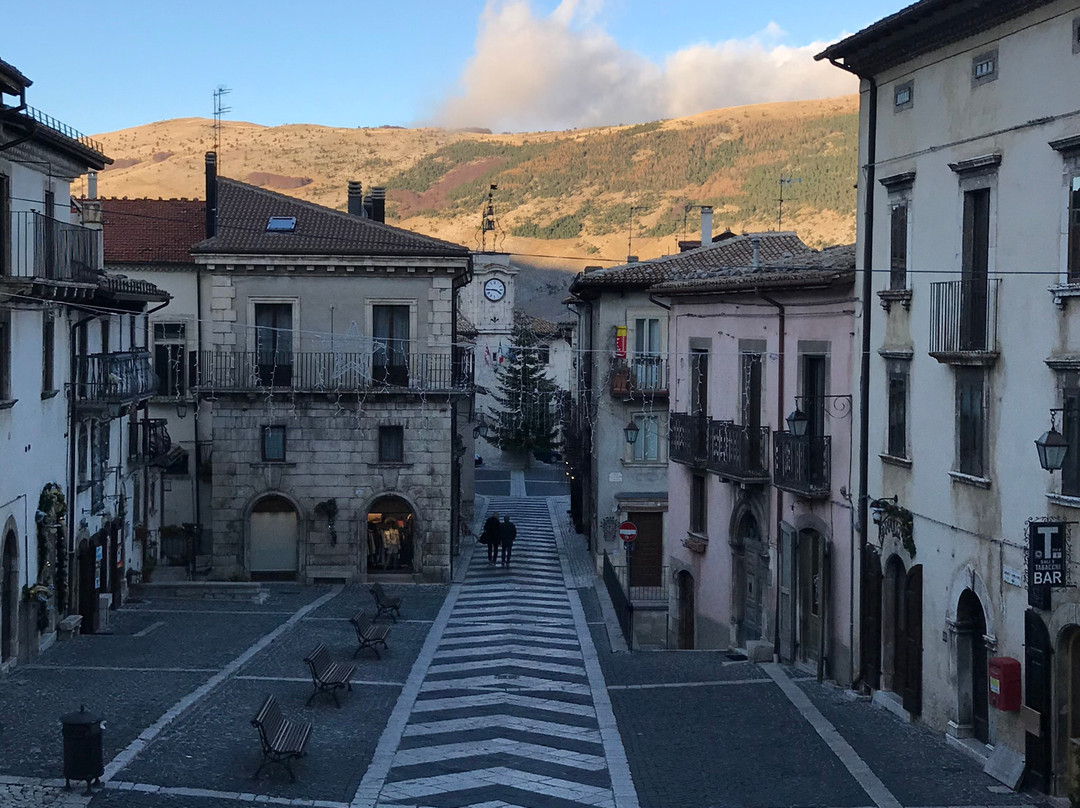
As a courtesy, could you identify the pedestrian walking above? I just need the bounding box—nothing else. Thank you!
[481,512,501,565]
[499,515,517,567]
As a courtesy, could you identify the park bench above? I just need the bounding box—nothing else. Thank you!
[350,610,391,659]
[303,643,355,708]
[370,582,402,622]
[250,694,312,782]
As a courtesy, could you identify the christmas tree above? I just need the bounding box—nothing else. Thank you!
[485,324,560,457]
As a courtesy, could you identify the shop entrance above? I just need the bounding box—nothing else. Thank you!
[1,530,17,663]
[367,496,416,573]
[249,496,299,580]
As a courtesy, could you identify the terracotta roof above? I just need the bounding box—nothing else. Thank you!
[814,0,1054,75]
[570,232,811,294]
[514,311,571,340]
[457,313,478,338]
[101,198,204,264]
[192,178,469,258]
[651,243,856,294]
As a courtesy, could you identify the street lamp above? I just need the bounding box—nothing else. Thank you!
[1036,409,1069,472]
[624,419,640,445]
[786,406,808,437]
[474,414,490,440]
[176,399,188,419]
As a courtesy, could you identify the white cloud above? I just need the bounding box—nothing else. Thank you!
[431,1,856,132]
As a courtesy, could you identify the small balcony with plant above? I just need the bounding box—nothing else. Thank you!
[610,353,668,398]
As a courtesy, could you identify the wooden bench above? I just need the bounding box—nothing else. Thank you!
[303,643,355,708]
[250,694,312,782]
[370,583,402,623]
[350,610,391,659]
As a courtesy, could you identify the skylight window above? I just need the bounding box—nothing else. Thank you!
[266,216,296,232]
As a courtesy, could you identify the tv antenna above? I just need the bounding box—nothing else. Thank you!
[778,176,801,231]
[627,205,644,262]
[213,86,232,158]
[479,184,503,252]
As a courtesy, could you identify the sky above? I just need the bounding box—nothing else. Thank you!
[2,0,904,136]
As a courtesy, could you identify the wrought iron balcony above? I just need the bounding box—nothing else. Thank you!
[928,278,1001,364]
[773,432,831,498]
[669,412,708,467]
[128,418,171,466]
[74,351,156,411]
[707,421,770,484]
[4,211,99,283]
[610,354,668,397]
[195,349,474,394]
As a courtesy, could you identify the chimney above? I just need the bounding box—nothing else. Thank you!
[626,255,638,264]
[751,236,761,269]
[87,171,98,200]
[700,205,713,248]
[347,181,364,216]
[205,152,218,238]
[370,186,386,224]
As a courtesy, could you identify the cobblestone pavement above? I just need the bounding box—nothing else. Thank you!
[0,495,1063,808]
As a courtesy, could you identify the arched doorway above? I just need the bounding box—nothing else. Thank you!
[1025,610,1052,792]
[367,496,416,573]
[798,529,825,666]
[249,496,299,581]
[1,530,17,663]
[732,511,765,646]
[957,588,989,743]
[676,570,695,649]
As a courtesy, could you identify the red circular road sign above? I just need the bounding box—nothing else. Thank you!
[618,521,637,542]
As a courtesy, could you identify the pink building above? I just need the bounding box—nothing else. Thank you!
[653,244,858,684]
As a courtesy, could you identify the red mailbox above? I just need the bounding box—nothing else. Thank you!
[988,657,1021,711]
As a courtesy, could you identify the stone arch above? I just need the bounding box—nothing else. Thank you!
[244,492,304,580]
[1,517,18,664]
[364,492,422,574]
[729,495,768,646]
[945,565,996,640]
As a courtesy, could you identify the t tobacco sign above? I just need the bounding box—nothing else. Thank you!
[1028,520,1067,610]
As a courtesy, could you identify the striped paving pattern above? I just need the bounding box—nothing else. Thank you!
[374,497,626,808]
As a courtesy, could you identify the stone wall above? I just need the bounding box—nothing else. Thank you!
[209,396,455,582]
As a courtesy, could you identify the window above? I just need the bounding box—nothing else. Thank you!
[1069,175,1080,283]
[890,203,908,290]
[0,311,9,400]
[0,173,9,275]
[254,303,293,386]
[956,368,985,477]
[632,414,660,462]
[690,349,709,416]
[41,311,55,393]
[266,216,296,232]
[262,426,287,462]
[887,368,908,459]
[961,188,991,351]
[690,474,707,534]
[537,344,550,364]
[894,81,913,111]
[379,426,404,463]
[972,50,997,84]
[1064,388,1080,497]
[372,304,410,385]
[1073,17,1080,54]
[100,318,109,356]
[77,422,88,481]
[741,351,763,430]
[153,322,188,396]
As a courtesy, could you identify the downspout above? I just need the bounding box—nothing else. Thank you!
[757,290,785,662]
[830,58,877,687]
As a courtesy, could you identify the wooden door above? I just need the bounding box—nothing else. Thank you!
[901,566,923,715]
[861,548,882,690]
[628,512,662,588]
[971,595,989,742]
[798,530,822,664]
[961,189,990,351]
[779,524,795,660]
[1025,610,1053,792]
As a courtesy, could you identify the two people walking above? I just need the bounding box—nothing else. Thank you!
[481,512,517,567]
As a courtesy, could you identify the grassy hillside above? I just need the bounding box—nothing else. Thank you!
[91,96,858,269]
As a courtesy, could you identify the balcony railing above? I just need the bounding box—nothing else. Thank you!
[5,211,98,282]
[195,349,474,393]
[611,354,668,397]
[707,421,770,484]
[773,432,831,498]
[670,412,708,467]
[128,418,171,465]
[75,351,156,408]
[22,105,106,154]
[928,278,1001,361]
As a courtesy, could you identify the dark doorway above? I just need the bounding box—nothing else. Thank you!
[1025,609,1052,792]
[958,588,989,743]
[77,538,98,635]
[628,512,662,588]
[254,302,294,386]
[373,305,410,386]
[734,511,765,645]
[1,531,17,662]
[677,570,695,650]
[861,548,882,690]
[901,566,923,715]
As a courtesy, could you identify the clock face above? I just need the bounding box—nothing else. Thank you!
[484,278,506,301]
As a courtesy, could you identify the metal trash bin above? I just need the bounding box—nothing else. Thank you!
[60,706,103,793]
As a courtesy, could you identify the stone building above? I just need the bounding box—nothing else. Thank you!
[192,157,473,583]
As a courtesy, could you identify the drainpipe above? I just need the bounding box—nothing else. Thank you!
[757,290,785,662]
[829,58,877,686]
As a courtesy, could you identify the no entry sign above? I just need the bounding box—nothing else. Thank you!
[618,521,637,543]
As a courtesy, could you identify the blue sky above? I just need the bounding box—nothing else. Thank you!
[2,0,903,135]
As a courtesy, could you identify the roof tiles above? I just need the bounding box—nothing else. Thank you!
[102,197,204,264]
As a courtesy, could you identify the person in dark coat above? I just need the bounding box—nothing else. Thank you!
[499,515,517,567]
[482,512,501,565]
